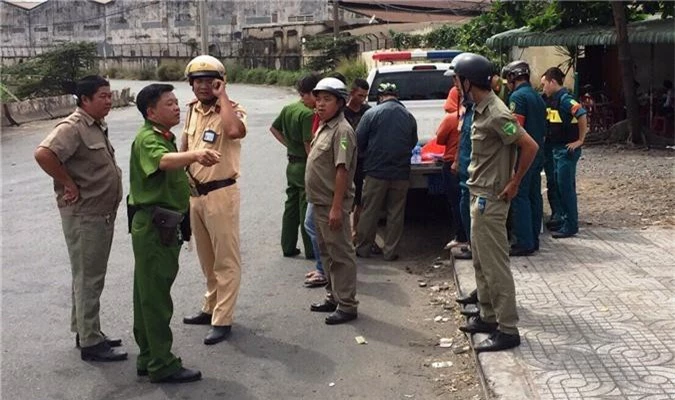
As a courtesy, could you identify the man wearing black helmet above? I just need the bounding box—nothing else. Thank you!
[502,60,547,256]
[454,54,539,353]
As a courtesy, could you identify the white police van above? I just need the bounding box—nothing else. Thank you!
[365,50,462,193]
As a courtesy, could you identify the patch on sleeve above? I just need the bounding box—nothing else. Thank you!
[502,121,517,136]
[570,100,582,115]
[509,102,516,112]
[340,137,348,150]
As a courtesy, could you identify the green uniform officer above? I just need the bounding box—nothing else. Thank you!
[306,77,359,325]
[269,74,319,258]
[129,83,220,383]
[454,54,539,353]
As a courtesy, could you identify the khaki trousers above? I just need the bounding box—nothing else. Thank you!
[314,205,358,313]
[190,184,241,326]
[60,212,116,348]
[470,195,519,335]
[355,177,409,258]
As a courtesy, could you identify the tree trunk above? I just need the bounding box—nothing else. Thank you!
[611,2,647,145]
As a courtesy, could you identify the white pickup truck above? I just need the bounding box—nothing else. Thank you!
[365,50,461,193]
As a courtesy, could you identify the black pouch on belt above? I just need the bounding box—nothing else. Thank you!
[126,195,142,234]
[180,210,191,242]
[151,206,184,246]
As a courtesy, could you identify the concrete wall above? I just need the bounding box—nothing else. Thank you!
[1,88,134,127]
[1,0,367,61]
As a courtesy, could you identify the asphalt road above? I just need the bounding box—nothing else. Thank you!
[1,80,452,400]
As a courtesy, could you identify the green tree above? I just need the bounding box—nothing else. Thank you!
[1,42,98,99]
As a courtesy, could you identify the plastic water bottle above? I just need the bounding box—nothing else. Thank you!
[411,144,422,164]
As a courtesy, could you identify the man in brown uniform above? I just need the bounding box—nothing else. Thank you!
[34,75,127,362]
[453,54,539,353]
[306,77,359,325]
[180,55,247,345]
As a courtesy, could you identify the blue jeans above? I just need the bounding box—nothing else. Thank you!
[442,162,467,243]
[552,146,581,234]
[510,156,543,250]
[304,203,324,274]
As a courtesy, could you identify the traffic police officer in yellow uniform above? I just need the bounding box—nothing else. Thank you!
[180,55,248,345]
[129,83,220,383]
[454,54,539,353]
[35,75,127,362]
[306,77,359,325]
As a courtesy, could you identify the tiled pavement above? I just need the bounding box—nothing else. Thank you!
[453,228,675,400]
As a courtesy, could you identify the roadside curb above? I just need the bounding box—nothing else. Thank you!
[451,255,539,400]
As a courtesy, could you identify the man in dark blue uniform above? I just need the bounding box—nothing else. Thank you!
[502,61,547,256]
[541,67,588,238]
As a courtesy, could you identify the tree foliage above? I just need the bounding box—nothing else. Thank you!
[389,0,673,62]
[1,42,98,100]
[304,35,359,73]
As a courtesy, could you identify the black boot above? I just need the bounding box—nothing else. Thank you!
[80,341,128,362]
[455,289,478,305]
[459,316,498,334]
[204,325,232,345]
[183,311,212,325]
[151,367,202,383]
[474,331,521,353]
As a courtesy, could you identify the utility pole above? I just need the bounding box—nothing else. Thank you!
[198,0,209,54]
[333,0,339,38]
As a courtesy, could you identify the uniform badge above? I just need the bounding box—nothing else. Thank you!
[202,129,218,143]
[509,102,516,112]
[502,121,517,136]
[339,137,348,150]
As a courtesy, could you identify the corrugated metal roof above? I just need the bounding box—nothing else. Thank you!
[486,18,675,49]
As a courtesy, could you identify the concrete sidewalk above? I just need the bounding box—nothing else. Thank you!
[453,228,675,400]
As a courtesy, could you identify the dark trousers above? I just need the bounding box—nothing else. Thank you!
[510,156,544,250]
[442,162,467,243]
[281,161,313,257]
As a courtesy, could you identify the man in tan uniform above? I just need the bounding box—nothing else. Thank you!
[180,55,247,345]
[34,75,127,362]
[306,77,359,325]
[453,54,539,353]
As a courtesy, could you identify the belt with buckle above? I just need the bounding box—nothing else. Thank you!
[191,178,236,197]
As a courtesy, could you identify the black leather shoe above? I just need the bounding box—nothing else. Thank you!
[454,249,472,260]
[545,220,562,231]
[80,342,128,362]
[310,301,337,312]
[283,248,301,257]
[460,304,480,317]
[151,367,202,383]
[183,311,212,325]
[325,310,357,325]
[455,289,478,305]
[204,325,231,345]
[76,332,122,348]
[552,230,577,239]
[474,331,521,353]
[459,316,498,334]
[509,247,535,257]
